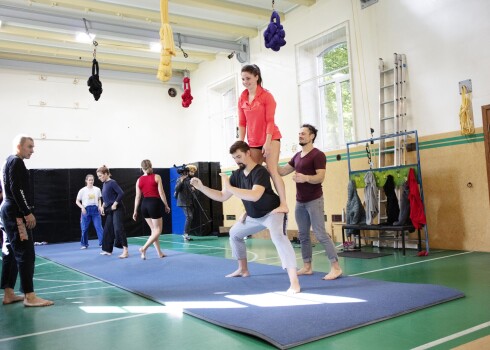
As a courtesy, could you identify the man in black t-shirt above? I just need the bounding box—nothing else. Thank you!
[0,186,3,249]
[1,135,53,307]
[191,141,300,294]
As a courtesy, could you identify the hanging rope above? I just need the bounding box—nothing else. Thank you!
[459,85,475,135]
[87,59,102,101]
[87,41,102,101]
[263,10,286,52]
[365,143,373,169]
[181,76,193,108]
[156,0,176,82]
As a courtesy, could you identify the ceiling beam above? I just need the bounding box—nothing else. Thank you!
[0,4,249,55]
[171,0,284,21]
[0,24,216,62]
[27,0,259,38]
[0,41,199,71]
[0,56,184,85]
[285,0,316,6]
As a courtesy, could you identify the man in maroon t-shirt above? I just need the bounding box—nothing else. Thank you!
[278,124,342,280]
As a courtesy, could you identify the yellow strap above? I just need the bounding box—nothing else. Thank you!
[459,85,475,135]
[157,0,175,82]
[161,0,168,24]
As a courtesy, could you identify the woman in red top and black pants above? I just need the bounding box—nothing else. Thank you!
[133,160,170,260]
[238,64,288,213]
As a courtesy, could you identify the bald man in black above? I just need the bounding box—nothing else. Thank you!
[1,135,53,307]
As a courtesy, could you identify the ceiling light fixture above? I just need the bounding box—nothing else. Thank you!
[150,42,161,52]
[76,32,95,43]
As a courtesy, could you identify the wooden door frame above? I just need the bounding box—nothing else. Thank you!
[482,105,490,203]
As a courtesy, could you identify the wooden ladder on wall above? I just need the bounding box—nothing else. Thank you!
[377,53,408,225]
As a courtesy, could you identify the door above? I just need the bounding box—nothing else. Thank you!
[482,105,490,203]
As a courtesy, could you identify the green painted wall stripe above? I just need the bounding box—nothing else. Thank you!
[325,133,484,163]
[223,133,484,171]
[418,133,483,146]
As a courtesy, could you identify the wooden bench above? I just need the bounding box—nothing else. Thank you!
[341,224,423,255]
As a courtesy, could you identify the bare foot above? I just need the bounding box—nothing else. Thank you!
[3,295,24,305]
[271,205,289,214]
[24,296,54,307]
[287,280,301,294]
[119,253,129,259]
[323,268,343,280]
[159,253,166,258]
[139,248,146,260]
[297,267,313,276]
[225,269,250,278]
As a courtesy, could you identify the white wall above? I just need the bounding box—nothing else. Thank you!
[358,0,490,136]
[0,69,193,169]
[191,0,490,164]
[1,0,489,169]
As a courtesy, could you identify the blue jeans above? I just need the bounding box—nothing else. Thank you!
[295,196,338,263]
[80,205,104,247]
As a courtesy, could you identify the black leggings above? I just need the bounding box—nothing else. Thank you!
[0,201,35,293]
[102,207,128,253]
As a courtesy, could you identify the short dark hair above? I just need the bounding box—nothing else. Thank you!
[85,174,94,183]
[229,140,250,154]
[302,123,318,143]
[241,64,263,86]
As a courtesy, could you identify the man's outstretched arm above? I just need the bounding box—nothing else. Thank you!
[190,177,233,202]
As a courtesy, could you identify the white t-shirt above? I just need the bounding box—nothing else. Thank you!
[77,186,102,207]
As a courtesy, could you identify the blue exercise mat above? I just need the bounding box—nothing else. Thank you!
[36,241,464,349]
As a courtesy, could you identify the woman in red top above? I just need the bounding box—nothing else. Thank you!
[238,64,288,213]
[133,159,170,260]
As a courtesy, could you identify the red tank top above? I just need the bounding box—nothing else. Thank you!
[138,174,160,198]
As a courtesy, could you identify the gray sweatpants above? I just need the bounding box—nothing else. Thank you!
[295,196,339,263]
[229,212,297,270]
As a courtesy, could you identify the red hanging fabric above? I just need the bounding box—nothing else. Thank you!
[408,168,426,229]
[181,77,193,108]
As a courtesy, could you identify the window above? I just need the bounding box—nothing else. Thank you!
[207,76,238,166]
[296,23,354,150]
[222,87,238,155]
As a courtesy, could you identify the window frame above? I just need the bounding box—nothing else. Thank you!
[296,22,355,151]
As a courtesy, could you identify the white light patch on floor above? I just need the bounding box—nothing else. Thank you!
[122,306,183,315]
[226,293,366,307]
[164,301,248,309]
[80,306,184,316]
[80,306,128,313]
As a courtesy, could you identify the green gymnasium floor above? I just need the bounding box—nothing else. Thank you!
[1,234,489,350]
